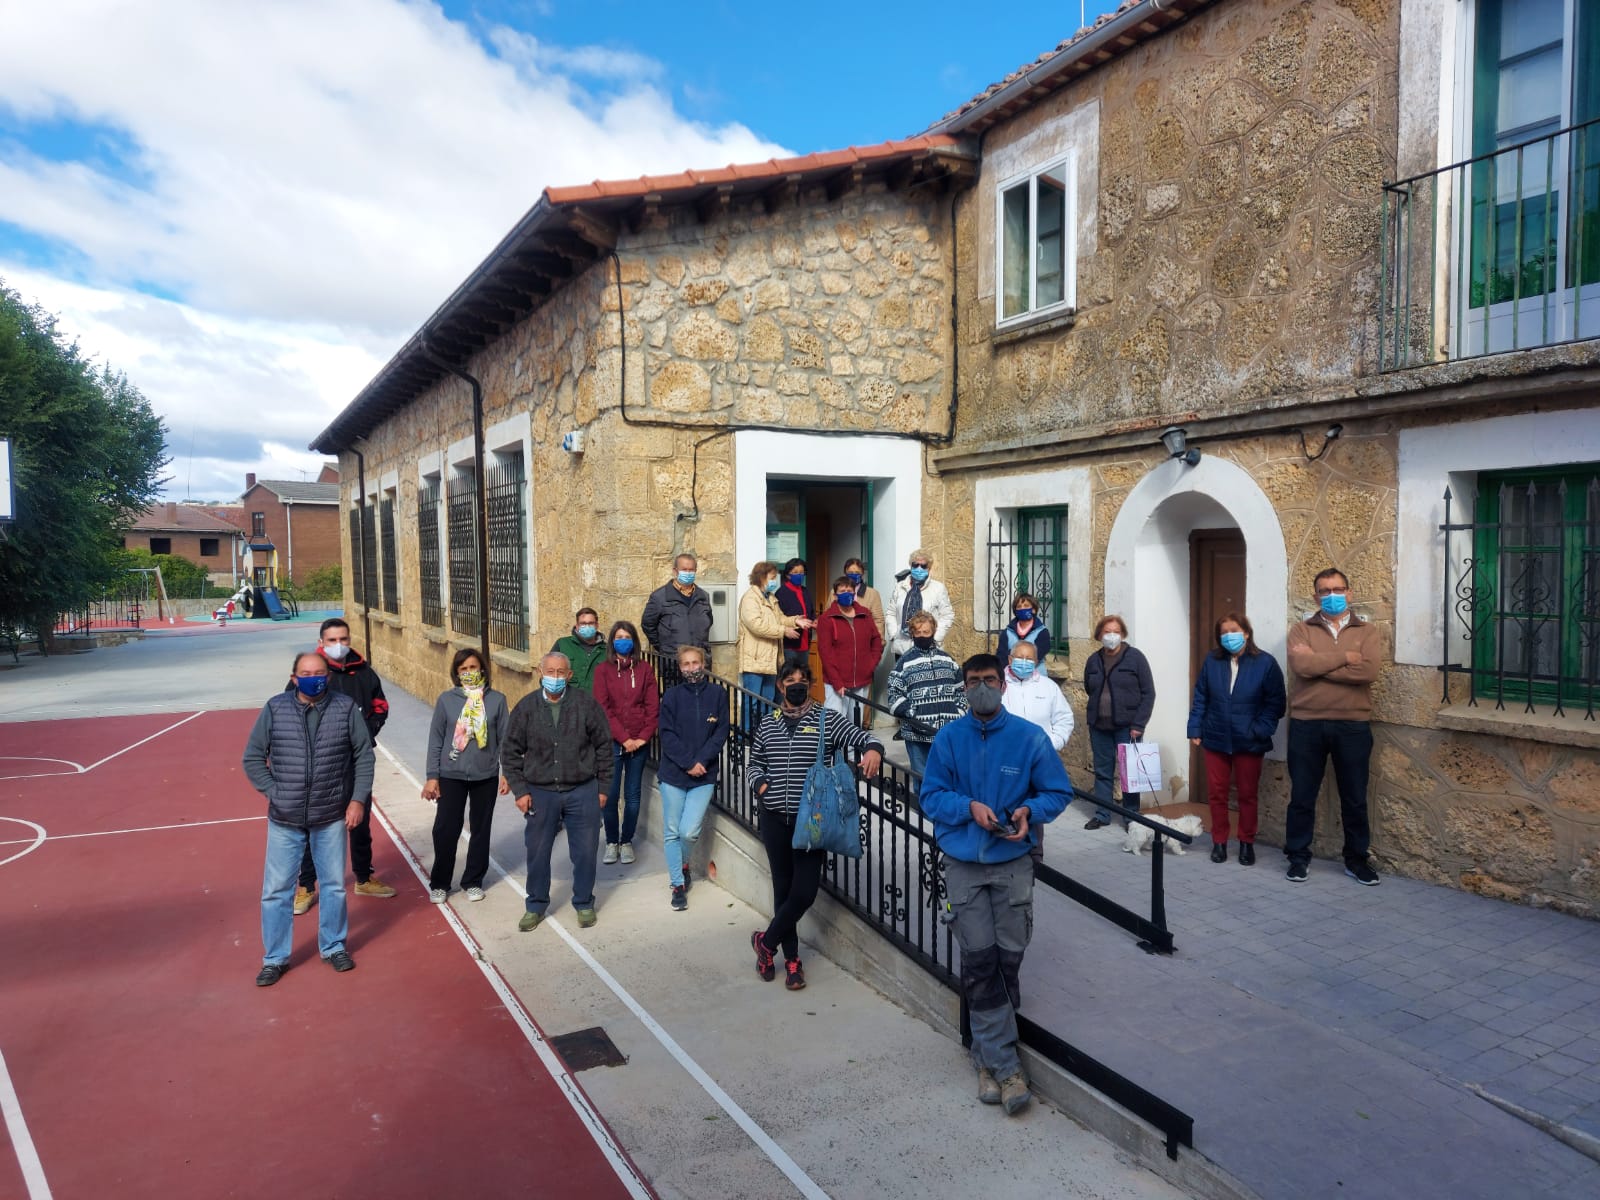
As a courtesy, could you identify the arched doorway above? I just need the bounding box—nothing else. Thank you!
[1104,456,1288,802]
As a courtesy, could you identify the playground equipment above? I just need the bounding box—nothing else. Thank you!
[225,540,292,621]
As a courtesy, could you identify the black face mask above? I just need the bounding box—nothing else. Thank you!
[783,682,810,706]
[912,635,936,651]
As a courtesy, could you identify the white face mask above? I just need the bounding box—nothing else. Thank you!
[1101,632,1123,651]
[323,643,350,661]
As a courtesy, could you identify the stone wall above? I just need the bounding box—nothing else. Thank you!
[952,0,1399,449]
[338,182,951,705]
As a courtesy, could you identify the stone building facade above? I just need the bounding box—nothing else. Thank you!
[315,0,1600,916]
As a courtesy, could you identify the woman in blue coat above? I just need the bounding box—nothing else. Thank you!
[1187,612,1285,866]
[657,644,730,911]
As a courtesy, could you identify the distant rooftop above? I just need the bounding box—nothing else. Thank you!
[247,480,339,504]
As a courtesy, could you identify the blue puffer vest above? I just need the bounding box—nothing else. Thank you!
[265,691,358,828]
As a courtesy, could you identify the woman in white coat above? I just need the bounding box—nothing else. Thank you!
[999,642,1073,864]
[888,548,955,658]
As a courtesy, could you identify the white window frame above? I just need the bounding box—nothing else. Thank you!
[993,150,1078,329]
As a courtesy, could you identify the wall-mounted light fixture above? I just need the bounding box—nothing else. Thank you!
[1299,423,1344,462]
[1159,425,1201,466]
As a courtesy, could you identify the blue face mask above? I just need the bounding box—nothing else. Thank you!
[846,572,863,586]
[909,566,930,583]
[1014,608,1034,623]
[836,591,856,607]
[677,570,696,586]
[542,675,568,695]
[1319,593,1349,617]
[1220,631,1247,654]
[765,578,781,595]
[294,675,328,698]
[1010,659,1036,679]
[789,573,806,589]
[577,624,597,640]
[613,637,634,656]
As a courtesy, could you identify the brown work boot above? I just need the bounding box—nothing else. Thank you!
[976,1067,1001,1105]
[998,1071,1032,1115]
[292,886,316,916]
[353,875,397,898]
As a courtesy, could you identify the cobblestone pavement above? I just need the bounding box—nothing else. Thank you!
[1022,798,1600,1199]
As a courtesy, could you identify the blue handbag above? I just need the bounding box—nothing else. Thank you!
[791,709,863,858]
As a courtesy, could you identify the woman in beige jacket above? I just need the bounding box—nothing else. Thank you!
[738,560,809,727]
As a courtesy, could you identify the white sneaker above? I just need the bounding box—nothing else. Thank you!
[465,886,485,902]
[619,843,636,865]
[429,888,448,904]
[603,843,620,865]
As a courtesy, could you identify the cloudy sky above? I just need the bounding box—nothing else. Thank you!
[0,0,1119,501]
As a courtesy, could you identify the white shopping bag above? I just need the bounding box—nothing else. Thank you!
[1116,741,1162,794]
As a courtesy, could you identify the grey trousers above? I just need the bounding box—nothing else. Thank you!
[946,854,1034,1079]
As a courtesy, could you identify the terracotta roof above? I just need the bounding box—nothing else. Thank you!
[545,136,964,204]
[926,0,1216,135]
[310,135,975,454]
[128,504,247,534]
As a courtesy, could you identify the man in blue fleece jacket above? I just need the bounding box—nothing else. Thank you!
[920,653,1073,1115]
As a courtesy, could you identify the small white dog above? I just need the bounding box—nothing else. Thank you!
[1121,814,1205,856]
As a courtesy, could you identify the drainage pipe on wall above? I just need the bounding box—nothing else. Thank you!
[350,444,373,657]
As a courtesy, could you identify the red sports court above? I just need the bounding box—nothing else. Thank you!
[0,709,651,1199]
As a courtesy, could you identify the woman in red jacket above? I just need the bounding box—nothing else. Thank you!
[592,620,659,865]
[817,575,884,728]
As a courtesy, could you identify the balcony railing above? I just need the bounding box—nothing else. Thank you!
[1380,118,1600,371]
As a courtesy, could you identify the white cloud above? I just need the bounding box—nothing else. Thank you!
[0,0,789,496]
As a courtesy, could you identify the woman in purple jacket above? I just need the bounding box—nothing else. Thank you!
[657,645,730,910]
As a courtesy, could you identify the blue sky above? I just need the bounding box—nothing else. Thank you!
[0,1,1122,500]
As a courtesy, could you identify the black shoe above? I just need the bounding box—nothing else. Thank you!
[1345,861,1381,886]
[752,930,776,981]
[1210,841,1228,863]
[785,958,807,991]
[671,885,688,911]
[1239,842,1256,866]
[1286,861,1309,882]
[1084,817,1108,831]
[255,962,288,987]
[322,950,356,972]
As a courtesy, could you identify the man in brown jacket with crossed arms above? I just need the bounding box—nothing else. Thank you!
[1283,567,1383,886]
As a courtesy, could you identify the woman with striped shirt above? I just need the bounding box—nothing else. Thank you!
[747,661,884,990]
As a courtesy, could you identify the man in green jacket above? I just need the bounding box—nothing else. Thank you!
[551,606,607,691]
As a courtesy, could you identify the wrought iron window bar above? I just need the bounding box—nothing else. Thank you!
[446,475,479,638]
[417,484,444,627]
[379,497,399,615]
[485,461,528,652]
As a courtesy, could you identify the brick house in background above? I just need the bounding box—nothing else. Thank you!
[124,502,246,586]
[238,466,342,584]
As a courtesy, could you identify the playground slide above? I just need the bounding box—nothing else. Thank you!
[257,587,290,621]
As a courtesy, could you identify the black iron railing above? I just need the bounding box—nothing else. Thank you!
[486,460,528,651]
[446,475,479,638]
[639,651,1193,1159]
[985,514,1065,644]
[1439,478,1600,718]
[359,503,378,612]
[379,497,399,615]
[1381,118,1600,370]
[417,484,444,627]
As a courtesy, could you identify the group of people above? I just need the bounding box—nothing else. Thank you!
[242,558,1384,1124]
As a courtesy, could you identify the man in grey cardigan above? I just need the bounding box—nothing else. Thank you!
[242,650,375,986]
[502,652,615,931]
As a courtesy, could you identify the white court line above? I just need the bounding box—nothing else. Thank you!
[0,1043,53,1199]
[0,713,206,781]
[0,816,264,849]
[375,742,828,1200]
[0,819,47,868]
[364,766,651,1199]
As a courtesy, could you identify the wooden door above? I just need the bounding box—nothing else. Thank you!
[1188,529,1247,804]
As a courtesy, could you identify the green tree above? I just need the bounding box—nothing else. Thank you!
[0,281,168,644]
[293,563,343,600]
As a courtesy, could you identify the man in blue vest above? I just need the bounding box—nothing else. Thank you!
[920,654,1073,1115]
[243,650,375,986]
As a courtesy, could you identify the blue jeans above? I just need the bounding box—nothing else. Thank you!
[904,739,931,778]
[262,817,348,965]
[1088,725,1139,824]
[740,672,776,732]
[659,781,715,887]
[523,780,601,913]
[604,743,647,845]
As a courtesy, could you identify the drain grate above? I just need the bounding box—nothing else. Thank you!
[550,1026,628,1072]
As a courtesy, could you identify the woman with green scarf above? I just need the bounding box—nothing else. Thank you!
[423,649,511,903]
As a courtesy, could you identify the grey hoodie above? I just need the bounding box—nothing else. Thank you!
[426,687,510,781]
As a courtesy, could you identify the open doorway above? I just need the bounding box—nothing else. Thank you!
[766,482,873,701]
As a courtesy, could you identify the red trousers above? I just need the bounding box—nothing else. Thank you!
[1205,748,1264,843]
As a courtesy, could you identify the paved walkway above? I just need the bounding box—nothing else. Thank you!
[1024,804,1600,1198]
